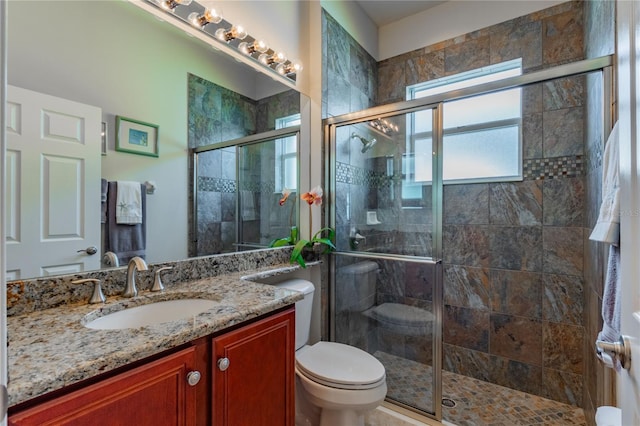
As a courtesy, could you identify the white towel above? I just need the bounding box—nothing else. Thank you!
[240,190,256,221]
[590,122,620,245]
[116,181,142,224]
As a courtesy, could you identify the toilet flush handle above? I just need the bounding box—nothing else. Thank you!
[218,357,230,371]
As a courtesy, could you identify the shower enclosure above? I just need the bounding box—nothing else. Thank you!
[192,127,300,256]
[325,56,613,421]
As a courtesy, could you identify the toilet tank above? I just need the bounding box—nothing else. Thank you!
[338,261,379,312]
[274,279,315,350]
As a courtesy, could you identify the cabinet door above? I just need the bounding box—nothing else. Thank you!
[213,308,295,426]
[10,346,203,426]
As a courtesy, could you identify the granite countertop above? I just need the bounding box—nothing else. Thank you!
[7,263,307,407]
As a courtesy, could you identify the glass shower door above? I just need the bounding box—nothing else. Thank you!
[328,105,443,419]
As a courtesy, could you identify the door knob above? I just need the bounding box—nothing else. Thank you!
[596,336,631,370]
[77,246,98,255]
[217,357,230,371]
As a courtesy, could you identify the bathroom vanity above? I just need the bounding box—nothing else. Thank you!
[6,264,302,425]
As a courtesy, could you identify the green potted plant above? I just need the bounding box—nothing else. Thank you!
[270,186,335,267]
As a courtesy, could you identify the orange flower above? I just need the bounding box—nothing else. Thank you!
[301,185,323,206]
[279,188,291,206]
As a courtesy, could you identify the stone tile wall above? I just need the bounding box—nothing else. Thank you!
[377,1,588,406]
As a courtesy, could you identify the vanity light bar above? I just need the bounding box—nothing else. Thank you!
[147,0,301,82]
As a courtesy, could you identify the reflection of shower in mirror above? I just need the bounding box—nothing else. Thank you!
[351,132,377,153]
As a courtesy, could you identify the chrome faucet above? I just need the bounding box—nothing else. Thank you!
[123,256,148,298]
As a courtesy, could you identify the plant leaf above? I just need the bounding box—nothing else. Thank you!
[291,239,310,268]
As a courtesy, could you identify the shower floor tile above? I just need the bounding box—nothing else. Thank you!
[374,351,587,425]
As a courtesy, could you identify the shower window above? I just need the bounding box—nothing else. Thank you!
[406,59,522,187]
[275,114,301,192]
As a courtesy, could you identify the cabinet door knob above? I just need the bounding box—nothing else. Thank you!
[217,357,230,371]
[187,370,201,386]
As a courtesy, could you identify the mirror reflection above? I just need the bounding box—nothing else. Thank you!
[6,0,302,280]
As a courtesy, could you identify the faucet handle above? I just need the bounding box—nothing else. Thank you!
[151,266,173,292]
[72,278,106,304]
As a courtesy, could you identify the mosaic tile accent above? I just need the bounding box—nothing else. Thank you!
[374,351,587,425]
[335,161,391,188]
[522,155,583,180]
[197,176,236,193]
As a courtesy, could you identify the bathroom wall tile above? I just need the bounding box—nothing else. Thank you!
[489,354,542,395]
[543,177,585,226]
[444,184,489,224]
[325,13,350,79]
[543,321,584,374]
[523,113,543,159]
[326,70,352,117]
[443,344,491,381]
[491,270,542,319]
[350,86,370,113]
[444,265,490,310]
[522,84,543,115]
[489,226,542,271]
[543,368,583,406]
[543,227,583,276]
[489,181,543,226]
[377,259,406,298]
[443,225,491,268]
[542,8,584,66]
[543,75,585,111]
[490,313,542,365]
[405,262,434,302]
[378,327,407,359]
[490,20,542,70]
[221,192,236,222]
[542,107,585,157]
[543,273,583,326]
[220,221,236,252]
[405,50,445,86]
[350,43,371,95]
[444,305,489,351]
[444,36,490,75]
[378,62,406,104]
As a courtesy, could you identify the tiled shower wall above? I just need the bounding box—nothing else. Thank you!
[583,1,615,424]
[187,73,299,257]
[376,1,588,406]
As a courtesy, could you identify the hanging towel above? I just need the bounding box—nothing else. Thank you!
[590,122,620,245]
[116,181,143,224]
[100,178,108,224]
[590,122,622,371]
[597,245,622,371]
[105,181,146,264]
[240,190,257,221]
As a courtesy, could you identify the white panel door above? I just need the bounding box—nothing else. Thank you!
[5,85,101,279]
[617,0,640,424]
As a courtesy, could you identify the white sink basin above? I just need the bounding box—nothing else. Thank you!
[84,299,219,330]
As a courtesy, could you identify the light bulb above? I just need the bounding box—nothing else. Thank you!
[273,52,287,64]
[188,8,222,27]
[258,53,270,65]
[289,60,303,72]
[214,25,248,43]
[161,0,191,10]
[238,40,269,56]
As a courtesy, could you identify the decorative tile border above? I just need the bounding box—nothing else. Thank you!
[523,155,583,181]
[336,161,391,188]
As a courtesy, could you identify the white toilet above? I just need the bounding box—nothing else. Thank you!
[274,279,387,426]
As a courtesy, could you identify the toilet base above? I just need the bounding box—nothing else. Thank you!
[320,409,364,426]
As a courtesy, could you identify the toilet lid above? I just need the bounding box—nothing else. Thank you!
[368,303,434,327]
[296,342,385,390]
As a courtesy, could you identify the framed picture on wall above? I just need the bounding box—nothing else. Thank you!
[115,116,159,157]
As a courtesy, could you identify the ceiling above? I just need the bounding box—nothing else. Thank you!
[355,0,447,26]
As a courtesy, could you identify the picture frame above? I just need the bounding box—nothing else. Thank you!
[115,116,159,157]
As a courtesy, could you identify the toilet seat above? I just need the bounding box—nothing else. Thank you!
[296,342,385,390]
[366,303,434,327]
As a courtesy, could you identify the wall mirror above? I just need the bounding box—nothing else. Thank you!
[6,0,304,280]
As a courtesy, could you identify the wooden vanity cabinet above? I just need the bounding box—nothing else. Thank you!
[212,307,295,426]
[8,306,295,426]
[9,342,208,426]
